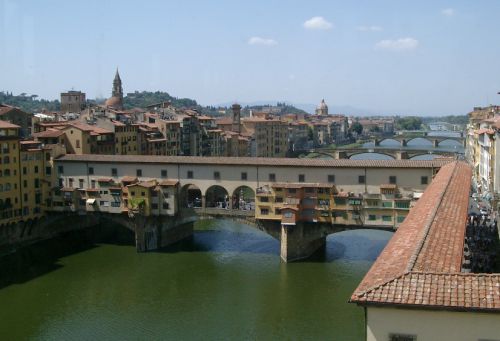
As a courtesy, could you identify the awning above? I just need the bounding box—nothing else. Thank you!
[86,198,96,205]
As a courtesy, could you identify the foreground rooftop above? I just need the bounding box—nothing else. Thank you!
[350,161,500,312]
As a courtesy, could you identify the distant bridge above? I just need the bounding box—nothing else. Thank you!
[314,147,462,160]
[373,134,465,147]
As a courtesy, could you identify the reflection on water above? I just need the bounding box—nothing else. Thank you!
[0,220,392,340]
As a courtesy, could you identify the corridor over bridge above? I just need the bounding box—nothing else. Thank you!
[51,155,452,261]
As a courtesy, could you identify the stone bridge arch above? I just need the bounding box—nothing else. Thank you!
[436,138,463,147]
[349,152,395,160]
[205,185,230,209]
[232,186,255,211]
[180,184,202,208]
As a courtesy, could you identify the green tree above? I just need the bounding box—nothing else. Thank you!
[351,121,363,135]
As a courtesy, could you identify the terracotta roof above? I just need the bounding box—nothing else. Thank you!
[272,182,334,189]
[33,129,65,138]
[60,187,76,192]
[0,120,20,129]
[0,105,17,115]
[159,179,179,186]
[350,162,500,312]
[129,181,157,188]
[56,155,452,169]
[97,178,113,183]
[121,176,138,183]
[380,184,397,189]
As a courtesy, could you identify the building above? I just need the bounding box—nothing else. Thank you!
[315,99,328,116]
[60,90,86,113]
[104,69,124,110]
[350,161,500,341]
[0,104,32,137]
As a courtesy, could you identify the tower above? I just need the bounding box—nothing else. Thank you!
[112,69,123,100]
[232,103,241,133]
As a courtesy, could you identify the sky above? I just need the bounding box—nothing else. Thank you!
[1,0,499,115]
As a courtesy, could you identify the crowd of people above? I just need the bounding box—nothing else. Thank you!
[464,210,498,273]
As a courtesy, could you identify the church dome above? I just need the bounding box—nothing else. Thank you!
[317,99,328,110]
[105,96,122,108]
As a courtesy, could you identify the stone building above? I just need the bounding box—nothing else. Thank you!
[60,90,86,113]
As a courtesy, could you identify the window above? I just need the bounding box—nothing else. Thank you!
[163,203,169,209]
[382,201,393,208]
[141,191,146,196]
[358,175,365,184]
[395,201,410,209]
[23,167,27,175]
[260,208,269,215]
[382,215,392,222]
[23,180,28,188]
[368,214,377,221]
[389,334,416,341]
[161,169,167,178]
[275,197,283,203]
[76,139,80,148]
[389,176,397,184]
[136,169,142,177]
[288,188,297,194]
[269,173,276,182]
[241,172,247,180]
[421,176,428,185]
[187,170,193,179]
[214,171,220,180]
[91,180,96,189]
[58,165,64,174]
[34,179,40,188]
[328,174,335,183]
[152,203,158,209]
[260,196,269,202]
[79,179,84,188]
[298,174,305,182]
[34,166,39,174]
[88,167,94,175]
[397,216,406,223]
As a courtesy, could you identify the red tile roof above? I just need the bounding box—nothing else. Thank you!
[56,154,452,169]
[0,120,20,129]
[351,162,500,312]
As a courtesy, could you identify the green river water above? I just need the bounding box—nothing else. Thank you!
[0,220,392,340]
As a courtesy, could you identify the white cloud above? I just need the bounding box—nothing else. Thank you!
[357,25,383,32]
[248,37,277,46]
[375,37,419,51]
[442,8,455,16]
[303,16,333,30]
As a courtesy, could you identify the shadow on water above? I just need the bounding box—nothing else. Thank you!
[156,220,280,257]
[304,229,393,263]
[0,223,135,290]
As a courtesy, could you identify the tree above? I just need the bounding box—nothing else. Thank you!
[351,121,363,135]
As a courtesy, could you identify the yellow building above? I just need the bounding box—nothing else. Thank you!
[0,121,21,224]
[113,121,139,155]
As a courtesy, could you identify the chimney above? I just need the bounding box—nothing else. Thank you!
[232,103,241,133]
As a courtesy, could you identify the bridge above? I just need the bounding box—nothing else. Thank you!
[2,155,453,262]
[373,135,465,147]
[314,147,462,160]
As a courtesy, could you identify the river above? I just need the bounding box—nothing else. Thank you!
[0,220,392,340]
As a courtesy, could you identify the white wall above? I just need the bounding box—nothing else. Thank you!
[367,306,500,341]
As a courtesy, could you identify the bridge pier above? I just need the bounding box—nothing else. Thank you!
[133,213,197,252]
[335,151,348,159]
[433,139,439,147]
[373,139,380,147]
[395,151,409,160]
[280,222,327,262]
[400,139,407,147]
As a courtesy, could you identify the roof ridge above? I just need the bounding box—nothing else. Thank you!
[405,161,458,272]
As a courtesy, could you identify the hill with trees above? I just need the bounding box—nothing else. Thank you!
[0,91,60,112]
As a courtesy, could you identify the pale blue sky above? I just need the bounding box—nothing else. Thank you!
[1,0,499,115]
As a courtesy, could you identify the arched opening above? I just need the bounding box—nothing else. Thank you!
[438,139,462,147]
[406,137,432,147]
[232,186,255,211]
[180,184,202,208]
[349,153,395,160]
[378,138,400,147]
[410,154,440,160]
[205,185,229,209]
